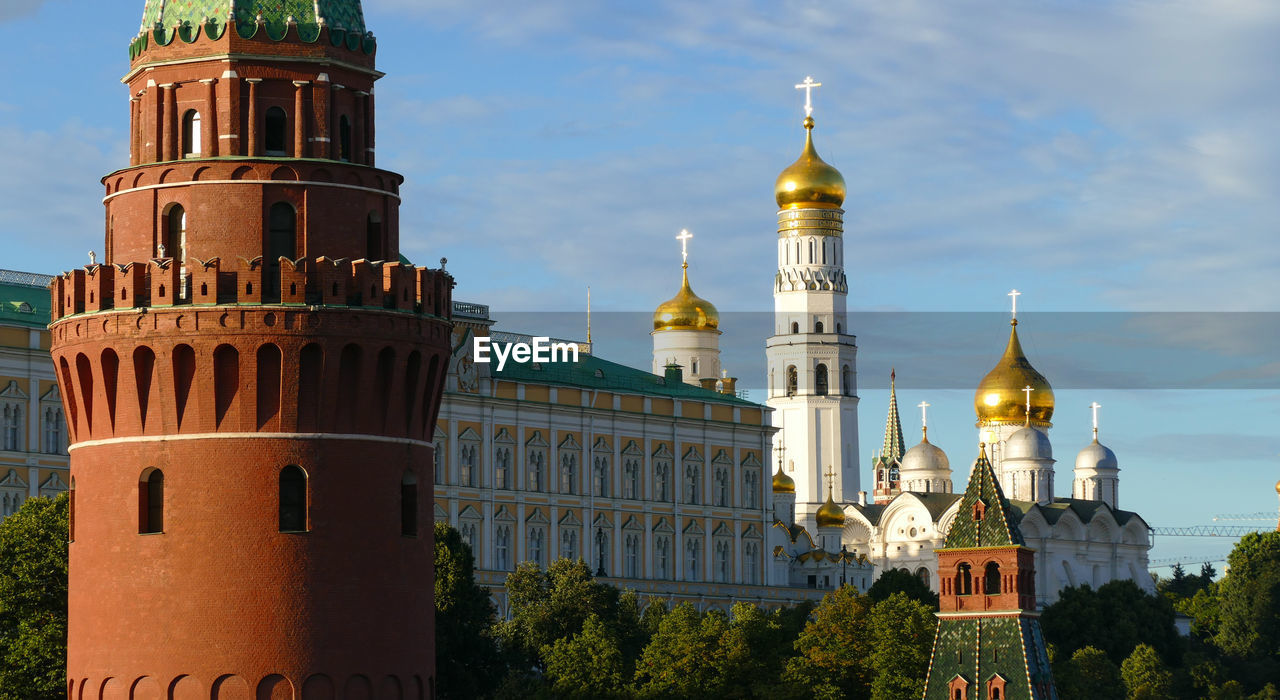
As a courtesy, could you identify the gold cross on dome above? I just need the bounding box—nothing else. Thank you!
[824,465,837,489]
[1090,402,1101,438]
[795,76,822,117]
[676,229,693,264]
[1009,289,1022,319]
[918,401,930,428]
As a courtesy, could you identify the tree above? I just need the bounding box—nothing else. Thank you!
[1040,579,1181,666]
[1121,643,1175,700]
[784,585,875,699]
[633,603,728,698]
[433,523,505,699]
[543,613,627,699]
[866,593,935,700]
[0,493,68,700]
[497,558,620,670]
[866,568,939,607]
[1214,531,1280,661]
[714,602,793,698]
[1056,646,1123,700]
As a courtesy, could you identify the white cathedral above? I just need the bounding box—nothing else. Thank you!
[649,92,1153,605]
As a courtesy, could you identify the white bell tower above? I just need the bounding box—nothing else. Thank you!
[765,77,860,518]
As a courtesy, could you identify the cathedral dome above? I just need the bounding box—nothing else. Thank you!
[1075,439,1118,472]
[775,117,846,210]
[139,0,367,40]
[815,492,846,528]
[900,437,950,474]
[1005,426,1052,461]
[653,265,720,332]
[975,321,1054,426]
[772,468,796,494]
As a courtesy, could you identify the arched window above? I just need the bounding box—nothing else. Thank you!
[785,366,798,397]
[267,202,296,297]
[265,107,288,155]
[984,562,1002,595]
[791,321,799,334]
[139,468,164,534]
[815,364,829,396]
[917,567,931,588]
[366,212,383,261]
[401,471,418,536]
[182,110,201,157]
[956,562,972,596]
[815,321,824,333]
[339,115,352,161]
[165,204,186,263]
[279,465,307,532]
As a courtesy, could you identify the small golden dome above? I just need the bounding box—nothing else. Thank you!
[653,264,720,332]
[815,488,846,528]
[775,116,846,209]
[772,467,796,494]
[975,321,1054,426]
[1274,479,1280,494]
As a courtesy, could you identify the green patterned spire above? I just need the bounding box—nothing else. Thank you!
[140,0,366,41]
[942,445,1023,549]
[881,369,905,465]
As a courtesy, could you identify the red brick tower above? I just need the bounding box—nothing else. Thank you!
[50,4,454,698]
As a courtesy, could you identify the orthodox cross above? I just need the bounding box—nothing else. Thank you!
[776,438,786,471]
[795,76,822,117]
[1090,402,1101,440]
[918,401,930,438]
[676,229,693,265]
[1023,385,1033,426]
[1009,289,1021,320]
[825,465,837,493]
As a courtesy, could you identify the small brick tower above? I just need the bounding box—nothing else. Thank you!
[922,445,1057,699]
[50,3,454,698]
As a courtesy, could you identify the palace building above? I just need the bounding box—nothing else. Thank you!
[52,2,454,698]
[0,270,68,519]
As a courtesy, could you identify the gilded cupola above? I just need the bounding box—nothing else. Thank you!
[815,485,846,528]
[974,320,1055,426]
[775,116,846,210]
[772,465,796,494]
[653,263,720,332]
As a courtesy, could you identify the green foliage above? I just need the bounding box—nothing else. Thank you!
[784,585,875,700]
[0,493,68,700]
[497,558,621,670]
[433,523,505,699]
[633,603,729,698]
[1121,643,1175,700]
[1158,561,1216,602]
[544,613,627,699]
[1040,579,1182,666]
[1214,531,1280,662]
[866,593,935,700]
[866,568,939,608]
[1056,646,1124,700]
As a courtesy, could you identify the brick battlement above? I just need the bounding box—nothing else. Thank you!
[51,256,453,323]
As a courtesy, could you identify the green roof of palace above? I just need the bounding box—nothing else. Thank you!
[139,0,366,43]
[493,352,760,409]
[0,270,52,331]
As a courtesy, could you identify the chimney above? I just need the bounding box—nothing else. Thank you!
[664,362,683,385]
[699,377,718,391]
[720,377,738,395]
[858,491,868,506]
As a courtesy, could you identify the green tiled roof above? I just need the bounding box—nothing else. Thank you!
[0,270,52,331]
[881,370,905,464]
[139,0,366,43]
[923,617,1058,699]
[942,447,1024,549]
[493,351,759,408]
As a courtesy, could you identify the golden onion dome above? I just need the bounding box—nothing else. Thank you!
[815,488,846,528]
[653,264,720,332]
[772,467,796,494]
[1274,479,1280,494]
[975,321,1054,426]
[775,116,846,209]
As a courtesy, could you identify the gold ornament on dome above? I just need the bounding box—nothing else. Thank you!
[653,230,720,332]
[815,466,846,528]
[974,320,1054,426]
[775,77,846,210]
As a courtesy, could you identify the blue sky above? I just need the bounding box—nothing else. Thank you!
[2,1,1278,570]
